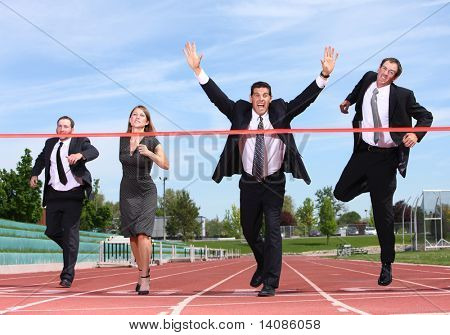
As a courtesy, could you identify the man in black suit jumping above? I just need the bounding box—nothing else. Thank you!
[30,116,99,288]
[334,58,433,286]
[184,42,338,296]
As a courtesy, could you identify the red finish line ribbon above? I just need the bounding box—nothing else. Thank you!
[0,126,449,139]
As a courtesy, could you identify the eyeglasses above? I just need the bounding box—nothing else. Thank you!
[381,65,397,77]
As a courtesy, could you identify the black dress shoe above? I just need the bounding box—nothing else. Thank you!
[258,284,275,297]
[378,262,392,286]
[250,271,263,288]
[59,279,72,288]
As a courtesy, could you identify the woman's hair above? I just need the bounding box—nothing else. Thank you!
[127,105,156,133]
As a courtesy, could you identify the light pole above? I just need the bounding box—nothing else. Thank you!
[159,177,167,240]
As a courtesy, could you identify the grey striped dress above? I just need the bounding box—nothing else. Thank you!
[119,136,159,237]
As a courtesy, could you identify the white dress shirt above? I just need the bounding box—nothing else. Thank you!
[239,110,285,177]
[196,69,328,177]
[49,138,83,191]
[361,82,396,147]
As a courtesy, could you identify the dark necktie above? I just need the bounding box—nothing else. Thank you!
[371,87,382,144]
[56,142,68,185]
[252,116,265,181]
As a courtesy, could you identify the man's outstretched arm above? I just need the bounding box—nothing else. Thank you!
[286,46,339,120]
[183,41,235,120]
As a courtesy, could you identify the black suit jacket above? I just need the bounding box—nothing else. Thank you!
[346,71,433,177]
[31,137,99,206]
[201,78,324,184]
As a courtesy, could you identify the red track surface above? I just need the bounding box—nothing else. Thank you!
[0,256,449,315]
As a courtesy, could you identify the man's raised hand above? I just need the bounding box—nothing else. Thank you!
[184,42,203,76]
[321,46,339,77]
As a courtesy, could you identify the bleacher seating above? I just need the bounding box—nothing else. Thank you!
[0,218,112,265]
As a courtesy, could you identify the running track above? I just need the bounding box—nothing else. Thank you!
[0,256,449,315]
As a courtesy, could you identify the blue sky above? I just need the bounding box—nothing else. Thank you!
[1,0,449,220]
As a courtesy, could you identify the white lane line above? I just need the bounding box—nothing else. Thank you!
[308,259,450,293]
[10,292,450,314]
[283,260,369,315]
[335,259,450,275]
[2,289,449,300]
[170,264,255,315]
[0,261,215,286]
[0,260,249,315]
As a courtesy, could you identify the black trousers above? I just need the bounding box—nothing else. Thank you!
[45,187,84,282]
[334,144,398,263]
[239,170,285,288]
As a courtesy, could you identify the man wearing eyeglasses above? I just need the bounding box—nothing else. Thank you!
[334,58,433,286]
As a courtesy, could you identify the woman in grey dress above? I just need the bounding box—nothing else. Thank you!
[120,105,169,295]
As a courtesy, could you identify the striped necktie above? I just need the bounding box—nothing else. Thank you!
[371,87,382,144]
[252,116,265,181]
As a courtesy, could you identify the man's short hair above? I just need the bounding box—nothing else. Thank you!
[251,81,272,96]
[57,116,75,128]
[380,57,402,78]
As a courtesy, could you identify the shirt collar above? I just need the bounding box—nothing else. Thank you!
[58,138,71,146]
[371,81,391,95]
[251,109,269,121]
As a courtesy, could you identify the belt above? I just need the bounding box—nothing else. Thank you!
[358,141,398,153]
[49,185,83,193]
[242,169,284,183]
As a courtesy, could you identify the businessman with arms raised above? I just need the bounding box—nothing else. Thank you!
[184,42,338,296]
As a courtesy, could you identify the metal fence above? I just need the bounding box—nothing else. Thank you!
[97,236,240,267]
[415,190,450,251]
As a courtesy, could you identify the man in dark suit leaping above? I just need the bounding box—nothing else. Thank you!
[184,42,338,296]
[334,58,433,286]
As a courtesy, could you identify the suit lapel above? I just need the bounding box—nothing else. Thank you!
[68,137,76,155]
[268,107,276,128]
[240,105,252,129]
[359,77,375,106]
[268,104,288,145]
[388,84,398,121]
[46,138,59,159]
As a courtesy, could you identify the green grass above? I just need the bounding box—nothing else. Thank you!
[0,250,98,254]
[191,240,253,254]
[342,249,449,266]
[191,236,449,266]
[191,235,412,254]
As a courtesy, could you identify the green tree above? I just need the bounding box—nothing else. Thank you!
[104,200,120,230]
[156,188,176,217]
[166,190,200,241]
[338,211,361,226]
[205,216,223,237]
[282,195,295,214]
[295,197,316,236]
[315,186,345,216]
[80,179,113,231]
[0,148,42,223]
[222,204,242,239]
[318,196,337,244]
